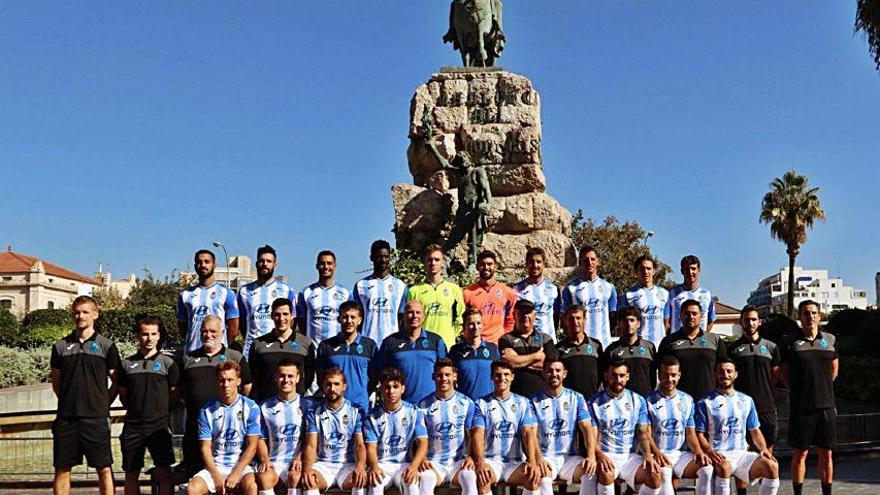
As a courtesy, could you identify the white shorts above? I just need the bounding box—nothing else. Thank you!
[719,450,760,483]
[602,452,642,489]
[544,455,584,482]
[270,460,292,484]
[430,458,468,484]
[192,465,254,493]
[371,461,411,490]
[312,461,357,488]
[484,459,522,483]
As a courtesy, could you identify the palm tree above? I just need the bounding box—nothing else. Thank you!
[856,0,880,71]
[759,170,826,317]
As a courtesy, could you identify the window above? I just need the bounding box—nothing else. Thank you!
[0,299,12,310]
[47,301,55,309]
[1,276,11,281]
[831,283,836,288]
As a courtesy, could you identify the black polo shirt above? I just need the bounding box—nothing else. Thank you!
[782,331,838,411]
[119,350,179,424]
[180,345,250,414]
[604,337,656,397]
[498,330,558,397]
[248,330,316,401]
[50,331,121,418]
[657,329,726,401]
[726,336,780,414]
[556,336,604,400]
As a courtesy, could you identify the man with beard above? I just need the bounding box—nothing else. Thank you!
[555,305,604,400]
[657,300,726,401]
[560,246,618,348]
[178,249,240,355]
[622,255,669,348]
[353,239,408,346]
[448,308,500,401]
[666,255,716,334]
[316,301,378,412]
[463,250,517,344]
[296,250,353,345]
[604,306,656,396]
[512,247,561,342]
[248,298,316,401]
[238,245,296,357]
[407,244,465,349]
[499,299,557,397]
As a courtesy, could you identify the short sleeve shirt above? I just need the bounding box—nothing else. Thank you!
[560,277,618,348]
[695,391,759,452]
[373,330,447,404]
[177,282,239,354]
[726,336,780,414]
[198,395,261,469]
[305,399,365,464]
[295,283,353,344]
[353,274,408,345]
[530,388,592,457]
[604,338,657,397]
[50,332,121,418]
[476,393,537,463]
[316,333,377,412]
[248,331,316,401]
[119,350,179,423]
[498,330,558,397]
[463,281,517,344]
[622,285,670,347]
[237,278,296,357]
[512,278,560,341]
[556,336,604,400]
[589,389,650,454]
[657,330,726,401]
[448,340,500,401]
[363,402,428,463]
[419,392,484,465]
[782,331,838,410]
[180,346,251,414]
[645,390,695,453]
[667,285,716,332]
[407,281,465,349]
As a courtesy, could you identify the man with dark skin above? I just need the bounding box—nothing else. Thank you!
[657,300,726,401]
[178,249,240,355]
[353,240,408,345]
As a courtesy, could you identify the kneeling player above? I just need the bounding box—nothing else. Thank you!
[646,356,713,495]
[590,359,662,495]
[364,368,428,495]
[695,359,779,495]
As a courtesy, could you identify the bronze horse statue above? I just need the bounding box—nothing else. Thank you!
[443,0,505,67]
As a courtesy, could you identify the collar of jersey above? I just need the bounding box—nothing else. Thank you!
[677,328,705,340]
[219,394,243,408]
[194,344,227,357]
[66,330,100,343]
[798,330,825,342]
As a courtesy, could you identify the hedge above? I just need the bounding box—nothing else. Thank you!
[95,306,180,344]
[0,341,139,388]
[21,309,71,331]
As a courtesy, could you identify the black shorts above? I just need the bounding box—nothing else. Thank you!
[758,411,778,446]
[52,417,113,469]
[182,411,204,476]
[788,407,836,450]
[120,421,175,472]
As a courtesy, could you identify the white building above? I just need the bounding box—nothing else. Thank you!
[93,263,139,299]
[0,248,97,318]
[747,266,868,316]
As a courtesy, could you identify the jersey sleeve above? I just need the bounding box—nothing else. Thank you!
[707,296,716,323]
[305,409,318,434]
[636,396,649,425]
[414,409,428,438]
[167,360,181,387]
[437,338,447,358]
[770,343,781,367]
[560,285,572,313]
[295,291,307,320]
[50,342,61,370]
[198,407,212,441]
[694,400,708,433]
[363,415,378,443]
[224,289,239,319]
[398,285,408,314]
[542,338,558,360]
[117,364,129,388]
[236,292,248,335]
[260,410,270,439]
[106,343,121,371]
[608,284,618,312]
[685,399,696,428]
[176,293,187,321]
[745,398,760,430]
[520,399,537,427]
[497,335,513,351]
[576,393,591,424]
[246,403,261,436]
[353,282,363,305]
[467,399,485,429]
[662,292,671,318]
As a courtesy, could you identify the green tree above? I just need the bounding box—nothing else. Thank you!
[569,213,672,291]
[92,287,126,310]
[126,270,180,309]
[856,0,880,71]
[759,170,825,318]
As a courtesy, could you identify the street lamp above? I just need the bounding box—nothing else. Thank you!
[212,241,230,288]
[643,231,655,246]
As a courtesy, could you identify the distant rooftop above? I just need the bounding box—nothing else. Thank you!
[0,247,97,285]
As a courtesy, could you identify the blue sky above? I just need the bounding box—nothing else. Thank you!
[2,2,878,305]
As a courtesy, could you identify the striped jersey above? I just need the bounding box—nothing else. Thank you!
[305,399,365,464]
[645,390,695,453]
[476,393,537,463]
[353,274,408,345]
[695,390,759,452]
[177,283,240,354]
[512,278,561,342]
[530,388,592,457]
[407,281,465,349]
[237,278,296,357]
[622,285,670,347]
[260,394,317,466]
[589,389,649,454]
[296,283,353,344]
[197,395,261,470]
[419,391,485,465]
[363,402,428,463]
[560,277,618,348]
[667,285,716,332]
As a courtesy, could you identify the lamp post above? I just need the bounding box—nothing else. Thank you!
[643,231,655,246]
[212,241,231,288]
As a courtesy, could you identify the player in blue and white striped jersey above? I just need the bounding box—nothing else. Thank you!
[417,358,485,495]
[255,360,317,495]
[353,240,408,346]
[666,255,716,333]
[646,356,713,495]
[590,358,662,495]
[695,359,780,495]
[301,369,367,495]
[560,246,618,348]
[189,360,260,495]
[529,358,597,495]
[622,255,669,347]
[238,245,297,357]
[474,361,543,495]
[364,368,428,495]
[513,247,561,342]
[296,250,353,344]
[178,249,240,355]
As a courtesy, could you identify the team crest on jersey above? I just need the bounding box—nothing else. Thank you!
[545,287,553,295]
[562,401,570,412]
[387,283,393,291]
[495,289,502,297]
[639,347,647,356]
[534,334,542,345]
[152,361,162,372]
[271,289,277,297]
[699,337,708,347]
[443,288,449,296]
[333,292,342,301]
[400,416,409,428]
[342,414,350,426]
[819,339,828,348]
[759,345,768,354]
[677,402,684,412]
[511,403,518,413]
[356,344,364,354]
[452,404,461,414]
[482,348,489,358]
[219,354,227,362]
[289,341,299,350]
[586,344,593,354]
[421,339,429,348]
[210,291,216,299]
[89,342,100,353]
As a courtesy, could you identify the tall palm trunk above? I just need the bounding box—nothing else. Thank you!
[786,243,799,318]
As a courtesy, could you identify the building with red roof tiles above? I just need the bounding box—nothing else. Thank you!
[0,246,97,318]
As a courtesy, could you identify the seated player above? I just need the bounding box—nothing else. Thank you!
[187,360,260,495]
[417,358,484,495]
[695,359,780,495]
[364,368,428,495]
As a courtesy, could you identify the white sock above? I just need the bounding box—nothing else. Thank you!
[403,481,420,495]
[714,476,731,495]
[305,490,320,495]
[523,489,542,495]
[259,490,274,495]
[579,474,597,495]
[659,466,674,495]
[287,489,301,495]
[598,483,615,495]
[351,489,365,495]
[639,484,660,495]
[539,476,555,495]
[759,477,780,495]
[419,470,438,495]
[695,465,713,495]
[458,469,478,495]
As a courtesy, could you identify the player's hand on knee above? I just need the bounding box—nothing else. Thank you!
[581,455,597,476]
[418,460,433,472]
[656,452,671,467]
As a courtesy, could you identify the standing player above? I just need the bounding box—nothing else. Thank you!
[238,245,296,357]
[316,301,377,412]
[666,255,716,333]
[782,300,838,495]
[474,361,543,495]
[695,359,780,495]
[448,308,500,401]
[645,356,713,495]
[603,306,656,397]
[590,359,662,495]
[364,368,428,495]
[248,298,316,401]
[657,299,726,401]
[353,240,408,345]
[296,250,352,344]
[529,359,597,495]
[178,249,240,355]
[301,369,368,495]
[407,244,465,349]
[499,300,558,397]
[463,250,517,344]
[622,255,669,347]
[255,359,316,495]
[512,247,561,342]
[556,305,604,400]
[417,359,484,495]
[118,317,179,495]
[187,360,260,495]
[50,296,120,495]
[560,245,618,348]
